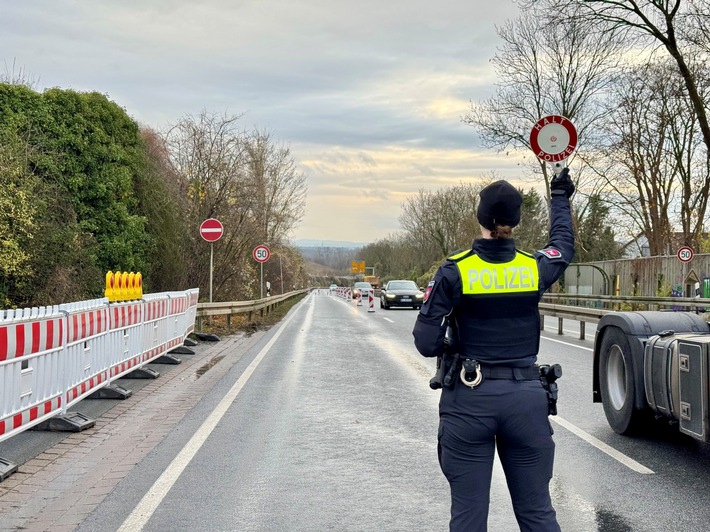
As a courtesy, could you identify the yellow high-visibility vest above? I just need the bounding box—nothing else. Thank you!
[449,250,539,295]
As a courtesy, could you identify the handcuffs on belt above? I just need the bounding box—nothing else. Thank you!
[460,358,483,388]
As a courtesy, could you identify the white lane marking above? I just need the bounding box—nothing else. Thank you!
[541,335,593,352]
[117,296,308,532]
[540,334,653,474]
[382,317,395,323]
[551,415,655,475]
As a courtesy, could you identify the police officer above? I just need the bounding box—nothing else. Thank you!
[412,170,575,532]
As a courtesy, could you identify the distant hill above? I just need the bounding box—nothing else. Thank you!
[295,241,361,271]
[293,239,365,249]
[305,260,338,276]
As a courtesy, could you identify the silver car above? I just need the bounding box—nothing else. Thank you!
[352,281,373,299]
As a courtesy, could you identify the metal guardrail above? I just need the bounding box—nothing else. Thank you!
[194,289,710,339]
[541,292,709,310]
[195,289,309,330]
[539,293,710,340]
[538,302,608,340]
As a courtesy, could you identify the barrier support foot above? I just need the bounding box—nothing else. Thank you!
[155,353,183,365]
[127,367,160,379]
[0,457,18,482]
[31,412,95,433]
[184,338,198,347]
[88,384,133,400]
[169,346,195,355]
[195,332,221,342]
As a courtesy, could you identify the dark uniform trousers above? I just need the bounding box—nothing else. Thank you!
[438,374,560,532]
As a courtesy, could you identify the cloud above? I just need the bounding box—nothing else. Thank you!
[2,0,525,243]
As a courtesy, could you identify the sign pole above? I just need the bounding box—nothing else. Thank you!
[252,244,271,298]
[200,218,224,303]
[210,243,214,303]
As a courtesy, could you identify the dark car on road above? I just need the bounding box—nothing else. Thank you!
[379,280,424,309]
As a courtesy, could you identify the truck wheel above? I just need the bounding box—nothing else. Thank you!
[599,327,645,434]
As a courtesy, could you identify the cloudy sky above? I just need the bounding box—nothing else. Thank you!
[2,0,527,244]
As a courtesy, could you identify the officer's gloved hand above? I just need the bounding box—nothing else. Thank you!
[551,168,575,198]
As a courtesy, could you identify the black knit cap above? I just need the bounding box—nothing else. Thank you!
[476,180,523,230]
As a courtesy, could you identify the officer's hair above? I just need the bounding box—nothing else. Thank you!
[490,225,513,239]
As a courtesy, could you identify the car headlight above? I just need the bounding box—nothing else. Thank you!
[386,293,396,299]
[415,293,424,299]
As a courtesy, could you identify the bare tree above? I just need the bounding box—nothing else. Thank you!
[1,59,40,89]
[539,0,710,165]
[602,62,676,255]
[163,114,307,300]
[399,183,483,267]
[243,130,307,246]
[360,232,437,284]
[464,2,621,203]
[599,59,709,254]
[682,0,710,56]
[165,111,249,219]
[164,111,260,300]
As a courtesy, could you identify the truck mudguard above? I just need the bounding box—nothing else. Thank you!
[593,311,709,405]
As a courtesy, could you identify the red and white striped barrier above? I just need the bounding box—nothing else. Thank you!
[165,291,189,353]
[0,288,199,445]
[185,289,199,337]
[60,299,111,411]
[0,306,66,442]
[140,294,169,371]
[335,287,352,300]
[106,299,146,380]
[367,289,375,313]
[356,289,363,306]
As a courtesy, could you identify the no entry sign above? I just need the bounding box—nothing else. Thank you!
[200,218,224,242]
[530,115,578,162]
[253,244,270,263]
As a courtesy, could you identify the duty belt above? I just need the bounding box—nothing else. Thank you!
[459,359,540,388]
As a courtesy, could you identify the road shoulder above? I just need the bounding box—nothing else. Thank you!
[0,332,264,532]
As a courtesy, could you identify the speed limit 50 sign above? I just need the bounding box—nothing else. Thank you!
[677,246,694,263]
[253,245,271,263]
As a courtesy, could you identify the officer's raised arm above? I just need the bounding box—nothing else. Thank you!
[536,167,575,293]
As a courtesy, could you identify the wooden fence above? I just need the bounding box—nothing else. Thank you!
[564,254,710,298]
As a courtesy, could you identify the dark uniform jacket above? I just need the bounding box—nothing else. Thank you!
[412,193,575,367]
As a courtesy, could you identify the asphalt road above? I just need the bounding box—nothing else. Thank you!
[4,290,710,531]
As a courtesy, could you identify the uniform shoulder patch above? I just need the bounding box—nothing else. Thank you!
[423,280,435,303]
[538,247,562,259]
